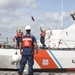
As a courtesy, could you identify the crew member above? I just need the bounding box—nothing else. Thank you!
[40,26,46,48]
[18,25,38,75]
[16,28,23,48]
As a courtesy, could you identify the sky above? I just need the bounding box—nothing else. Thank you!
[0,0,75,43]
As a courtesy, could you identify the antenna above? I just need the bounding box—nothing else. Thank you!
[61,0,63,29]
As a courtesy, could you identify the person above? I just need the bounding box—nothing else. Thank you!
[18,25,38,75]
[15,28,23,48]
[40,26,46,48]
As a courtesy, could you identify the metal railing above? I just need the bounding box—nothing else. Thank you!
[0,37,16,49]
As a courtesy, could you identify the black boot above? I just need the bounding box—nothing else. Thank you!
[18,72,22,75]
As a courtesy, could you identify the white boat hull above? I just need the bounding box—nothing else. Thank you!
[0,48,75,71]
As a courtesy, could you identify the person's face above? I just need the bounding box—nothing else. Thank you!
[19,30,21,32]
[43,30,46,32]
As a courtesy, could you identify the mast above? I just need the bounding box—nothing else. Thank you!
[61,0,64,29]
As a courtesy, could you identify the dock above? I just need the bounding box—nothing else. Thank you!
[0,71,75,75]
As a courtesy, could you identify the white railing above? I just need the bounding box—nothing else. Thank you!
[38,38,75,49]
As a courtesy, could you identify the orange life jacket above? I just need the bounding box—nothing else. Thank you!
[40,31,46,37]
[16,32,22,38]
[22,34,32,48]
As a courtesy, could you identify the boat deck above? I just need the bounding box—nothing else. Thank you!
[0,71,75,75]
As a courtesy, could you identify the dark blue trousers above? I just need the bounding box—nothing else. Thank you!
[18,55,34,75]
[40,37,45,47]
[16,37,22,48]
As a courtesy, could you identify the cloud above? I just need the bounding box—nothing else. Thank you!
[44,12,64,21]
[0,0,37,38]
[0,0,71,39]
[0,0,37,9]
[42,12,71,29]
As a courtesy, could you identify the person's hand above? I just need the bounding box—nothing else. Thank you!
[40,26,42,29]
[20,50,22,55]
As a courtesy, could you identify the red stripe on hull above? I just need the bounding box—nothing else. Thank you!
[34,50,58,69]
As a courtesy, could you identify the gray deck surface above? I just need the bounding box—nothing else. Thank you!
[0,71,75,75]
